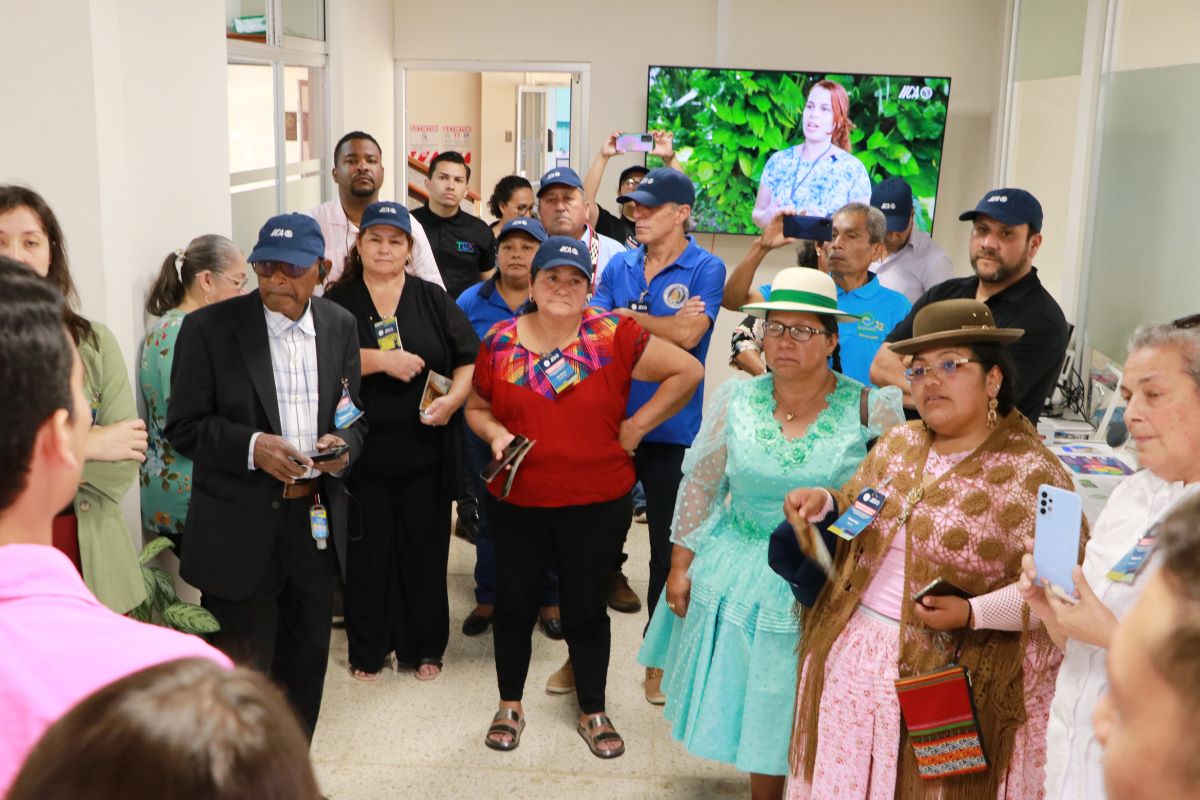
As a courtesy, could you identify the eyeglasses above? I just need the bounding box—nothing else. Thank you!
[507,203,533,214]
[1171,313,1200,329]
[904,357,982,383]
[620,177,644,188]
[763,321,827,342]
[252,261,313,279]
[211,270,248,290]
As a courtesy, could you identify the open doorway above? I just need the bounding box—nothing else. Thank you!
[397,62,589,225]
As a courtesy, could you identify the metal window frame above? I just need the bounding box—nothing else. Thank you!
[227,0,330,215]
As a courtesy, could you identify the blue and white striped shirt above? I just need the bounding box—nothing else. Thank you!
[247,303,320,478]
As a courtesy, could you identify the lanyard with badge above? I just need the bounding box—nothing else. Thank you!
[628,288,651,314]
[373,316,402,351]
[1107,487,1200,583]
[310,491,329,550]
[536,349,580,395]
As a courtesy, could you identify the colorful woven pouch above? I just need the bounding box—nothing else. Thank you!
[894,665,990,779]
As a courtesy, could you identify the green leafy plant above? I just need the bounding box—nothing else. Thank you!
[127,537,220,636]
[647,68,950,234]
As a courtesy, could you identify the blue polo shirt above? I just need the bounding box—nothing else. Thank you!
[592,236,726,446]
[456,276,522,339]
[835,273,911,386]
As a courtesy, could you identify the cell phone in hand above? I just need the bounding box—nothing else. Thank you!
[782,215,834,242]
[912,578,974,604]
[294,444,348,463]
[615,132,654,153]
[1033,484,1084,603]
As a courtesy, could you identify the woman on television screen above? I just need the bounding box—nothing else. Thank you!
[752,79,872,228]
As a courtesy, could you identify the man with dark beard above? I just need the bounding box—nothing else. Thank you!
[307,131,444,293]
[869,188,1068,423]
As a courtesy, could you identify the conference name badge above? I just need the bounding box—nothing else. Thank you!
[334,377,364,429]
[373,316,402,351]
[828,487,888,541]
[628,300,650,313]
[537,349,579,395]
[1107,532,1157,584]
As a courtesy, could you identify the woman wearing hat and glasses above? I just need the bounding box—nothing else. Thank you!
[467,235,701,758]
[777,299,1085,799]
[638,267,903,798]
[326,201,480,683]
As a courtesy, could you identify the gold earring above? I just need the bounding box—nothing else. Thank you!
[986,396,999,429]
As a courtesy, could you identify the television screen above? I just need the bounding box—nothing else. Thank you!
[645,66,952,235]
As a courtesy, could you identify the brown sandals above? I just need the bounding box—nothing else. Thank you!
[484,708,525,752]
[577,713,625,759]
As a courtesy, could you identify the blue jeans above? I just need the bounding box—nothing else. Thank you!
[631,480,646,511]
[465,429,558,606]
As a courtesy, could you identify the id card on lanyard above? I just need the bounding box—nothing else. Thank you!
[586,225,600,291]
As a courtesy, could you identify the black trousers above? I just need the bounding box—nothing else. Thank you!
[345,467,449,672]
[488,493,630,714]
[634,442,687,625]
[202,496,336,740]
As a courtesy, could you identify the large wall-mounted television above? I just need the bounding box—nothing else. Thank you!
[646,66,952,235]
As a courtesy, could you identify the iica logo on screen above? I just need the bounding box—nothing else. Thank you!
[899,85,935,101]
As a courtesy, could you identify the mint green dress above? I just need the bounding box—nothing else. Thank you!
[138,310,192,538]
[637,373,902,775]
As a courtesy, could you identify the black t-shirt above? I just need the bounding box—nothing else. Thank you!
[411,206,497,300]
[885,267,1068,424]
[596,205,638,249]
[326,275,479,474]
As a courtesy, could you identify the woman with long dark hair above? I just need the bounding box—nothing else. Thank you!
[140,235,246,548]
[0,185,148,613]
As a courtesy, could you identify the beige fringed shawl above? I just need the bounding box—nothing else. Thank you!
[791,412,1086,800]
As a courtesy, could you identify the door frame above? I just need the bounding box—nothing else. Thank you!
[396,60,590,196]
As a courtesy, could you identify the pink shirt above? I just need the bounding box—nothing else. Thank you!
[0,543,231,794]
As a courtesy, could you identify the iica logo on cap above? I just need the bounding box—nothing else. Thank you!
[269,228,295,238]
[380,206,397,214]
[987,195,1009,203]
[643,177,655,185]
[881,202,896,210]
[513,219,529,226]
[547,171,561,180]
[558,244,579,255]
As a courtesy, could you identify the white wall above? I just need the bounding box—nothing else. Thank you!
[328,0,397,201]
[1,0,232,541]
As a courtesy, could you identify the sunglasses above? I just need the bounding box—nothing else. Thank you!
[252,260,314,279]
[1171,313,1200,330]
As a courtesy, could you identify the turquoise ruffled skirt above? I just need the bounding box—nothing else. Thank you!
[637,520,800,775]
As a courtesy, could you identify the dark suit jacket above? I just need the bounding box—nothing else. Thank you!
[165,292,366,601]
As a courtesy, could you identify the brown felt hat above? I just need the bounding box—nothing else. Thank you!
[887,299,1023,356]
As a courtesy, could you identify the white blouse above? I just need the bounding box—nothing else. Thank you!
[1043,469,1197,799]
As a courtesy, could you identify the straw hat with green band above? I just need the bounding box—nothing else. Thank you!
[740,267,862,322]
[887,298,1024,356]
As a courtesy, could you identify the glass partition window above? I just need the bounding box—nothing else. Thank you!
[283,65,325,214]
[282,0,324,40]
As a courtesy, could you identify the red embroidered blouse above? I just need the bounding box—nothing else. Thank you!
[472,310,649,507]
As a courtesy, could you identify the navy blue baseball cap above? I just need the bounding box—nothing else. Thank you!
[248,213,325,268]
[497,216,547,244]
[360,201,413,235]
[616,167,695,207]
[959,188,1043,233]
[537,166,584,196]
[531,235,593,281]
[871,177,914,232]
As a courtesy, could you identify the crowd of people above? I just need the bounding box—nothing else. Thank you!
[0,119,1197,800]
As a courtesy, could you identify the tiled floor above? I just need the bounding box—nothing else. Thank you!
[311,518,746,799]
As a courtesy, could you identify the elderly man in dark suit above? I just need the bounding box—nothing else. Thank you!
[166,213,365,738]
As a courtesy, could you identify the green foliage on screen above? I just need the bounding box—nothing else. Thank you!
[646,67,951,235]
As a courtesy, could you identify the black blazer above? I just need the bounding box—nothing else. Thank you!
[165,292,366,601]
